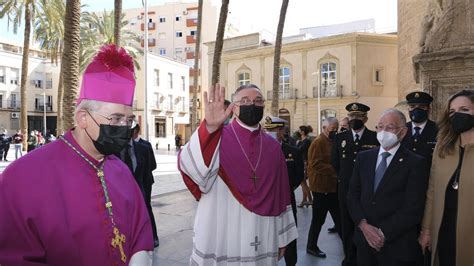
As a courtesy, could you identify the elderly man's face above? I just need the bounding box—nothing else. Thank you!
[340,119,349,130]
[376,112,408,140]
[82,102,135,142]
[232,88,264,118]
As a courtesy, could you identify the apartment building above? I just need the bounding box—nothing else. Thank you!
[0,39,59,135]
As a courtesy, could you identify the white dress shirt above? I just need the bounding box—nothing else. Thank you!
[375,143,401,170]
[412,120,427,135]
[352,127,365,141]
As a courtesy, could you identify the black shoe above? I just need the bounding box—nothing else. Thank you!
[154,238,160,247]
[306,247,326,258]
[328,226,337,233]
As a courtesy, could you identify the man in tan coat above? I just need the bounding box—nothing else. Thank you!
[306,117,341,258]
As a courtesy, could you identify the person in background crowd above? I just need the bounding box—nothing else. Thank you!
[332,103,379,266]
[419,89,474,266]
[348,108,429,265]
[0,130,12,161]
[297,125,313,208]
[401,91,438,165]
[133,124,159,248]
[175,134,182,150]
[340,117,350,132]
[27,131,38,152]
[306,117,342,258]
[13,129,23,159]
[264,116,304,266]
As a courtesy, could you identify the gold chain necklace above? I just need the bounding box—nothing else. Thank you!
[59,136,127,263]
[230,123,263,188]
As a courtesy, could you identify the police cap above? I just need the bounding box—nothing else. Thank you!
[263,116,287,129]
[406,91,433,105]
[345,102,370,114]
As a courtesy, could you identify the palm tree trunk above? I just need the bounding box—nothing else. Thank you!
[20,0,32,151]
[114,0,122,46]
[211,0,229,86]
[56,62,64,135]
[271,0,289,116]
[61,0,81,130]
[190,0,203,132]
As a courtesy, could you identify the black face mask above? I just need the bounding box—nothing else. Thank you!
[328,130,337,140]
[238,104,264,127]
[86,114,132,155]
[409,108,428,123]
[349,119,364,130]
[340,127,348,132]
[450,112,474,134]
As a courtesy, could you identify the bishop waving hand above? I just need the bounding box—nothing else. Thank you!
[178,83,297,265]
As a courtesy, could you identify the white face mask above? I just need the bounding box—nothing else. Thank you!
[377,130,399,149]
[267,131,278,140]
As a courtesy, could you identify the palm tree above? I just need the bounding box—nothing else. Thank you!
[190,0,203,132]
[211,0,230,85]
[114,0,122,45]
[271,0,290,116]
[0,0,39,149]
[34,0,65,134]
[79,10,142,74]
[61,0,81,130]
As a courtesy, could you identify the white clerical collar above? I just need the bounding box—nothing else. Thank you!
[134,136,141,142]
[236,119,259,132]
[412,120,427,134]
[352,127,365,140]
[379,142,401,157]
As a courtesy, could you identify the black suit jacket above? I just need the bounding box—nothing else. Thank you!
[138,138,157,188]
[348,146,429,260]
[282,143,304,190]
[401,120,438,165]
[116,141,151,196]
[331,128,379,194]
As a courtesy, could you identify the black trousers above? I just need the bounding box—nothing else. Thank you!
[284,191,297,266]
[339,182,357,266]
[2,144,9,160]
[356,242,420,266]
[144,183,159,242]
[307,192,341,250]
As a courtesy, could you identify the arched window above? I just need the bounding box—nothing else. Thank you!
[279,67,291,99]
[321,109,337,123]
[238,72,251,86]
[320,62,337,97]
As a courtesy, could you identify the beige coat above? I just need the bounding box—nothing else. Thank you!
[422,141,474,266]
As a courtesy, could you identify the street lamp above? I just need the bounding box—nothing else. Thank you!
[143,0,149,140]
[311,71,321,134]
[42,91,47,137]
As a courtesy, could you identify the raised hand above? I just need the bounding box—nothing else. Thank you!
[203,84,233,133]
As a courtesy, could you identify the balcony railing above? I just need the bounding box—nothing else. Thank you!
[186,18,198,27]
[141,38,156,47]
[34,103,53,112]
[186,35,196,44]
[266,89,295,100]
[0,100,21,109]
[312,85,342,98]
[141,22,156,31]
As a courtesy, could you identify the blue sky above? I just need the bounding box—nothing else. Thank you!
[1,0,397,46]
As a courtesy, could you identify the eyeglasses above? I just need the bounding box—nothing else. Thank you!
[89,110,136,128]
[375,124,404,132]
[234,97,265,107]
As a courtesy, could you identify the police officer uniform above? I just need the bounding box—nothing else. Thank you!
[331,103,379,266]
[401,91,438,165]
[264,116,304,266]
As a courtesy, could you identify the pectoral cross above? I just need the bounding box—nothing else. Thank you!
[251,172,259,188]
[250,236,261,252]
[111,227,127,263]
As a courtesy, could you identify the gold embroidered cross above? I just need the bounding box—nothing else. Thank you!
[251,172,259,188]
[111,227,127,263]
